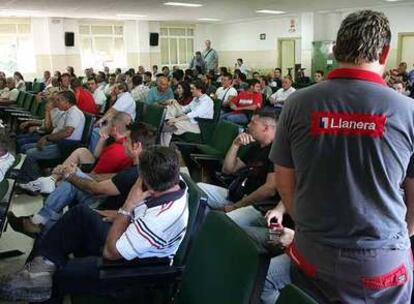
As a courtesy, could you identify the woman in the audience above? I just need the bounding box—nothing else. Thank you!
[260,75,273,102]
[175,81,192,106]
[13,72,25,91]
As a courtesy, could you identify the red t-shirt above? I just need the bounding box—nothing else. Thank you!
[231,91,262,113]
[93,137,133,174]
[75,88,97,115]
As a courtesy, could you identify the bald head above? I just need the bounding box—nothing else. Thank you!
[157,76,170,92]
[205,40,211,49]
[111,112,132,136]
[6,77,15,89]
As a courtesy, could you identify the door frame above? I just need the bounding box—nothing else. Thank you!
[397,32,414,65]
[278,38,296,78]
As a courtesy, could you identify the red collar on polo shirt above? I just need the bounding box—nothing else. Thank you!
[327,68,387,87]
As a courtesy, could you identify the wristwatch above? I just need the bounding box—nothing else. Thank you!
[117,208,132,218]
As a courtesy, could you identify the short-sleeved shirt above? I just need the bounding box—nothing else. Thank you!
[2,88,19,101]
[93,137,133,174]
[53,105,85,141]
[145,87,174,105]
[131,84,150,102]
[239,143,273,196]
[93,89,107,113]
[216,86,238,105]
[112,92,136,120]
[99,166,139,210]
[270,68,414,250]
[202,48,219,71]
[75,88,97,115]
[116,180,189,260]
[231,91,262,113]
[0,152,15,182]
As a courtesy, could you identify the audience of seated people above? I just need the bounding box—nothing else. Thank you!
[18,112,133,194]
[2,145,188,302]
[0,21,413,303]
[17,91,85,184]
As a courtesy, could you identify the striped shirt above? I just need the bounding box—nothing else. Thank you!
[116,180,189,260]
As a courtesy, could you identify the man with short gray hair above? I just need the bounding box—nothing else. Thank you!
[202,40,219,74]
[266,10,414,303]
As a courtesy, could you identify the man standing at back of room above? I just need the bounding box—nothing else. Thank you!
[267,10,414,303]
[202,40,219,74]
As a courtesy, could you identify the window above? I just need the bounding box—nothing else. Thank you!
[79,23,126,70]
[160,27,194,67]
[0,20,35,75]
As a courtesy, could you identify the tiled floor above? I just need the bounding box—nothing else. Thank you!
[0,192,42,304]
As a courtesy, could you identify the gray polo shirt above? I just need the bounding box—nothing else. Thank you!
[270,68,414,250]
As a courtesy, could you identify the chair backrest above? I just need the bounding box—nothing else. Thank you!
[30,98,41,116]
[31,82,42,93]
[15,91,26,107]
[0,179,9,203]
[213,99,222,121]
[276,284,319,304]
[25,81,32,91]
[23,93,35,111]
[81,113,96,146]
[135,101,145,121]
[36,100,46,118]
[141,104,166,143]
[0,178,12,236]
[206,120,240,156]
[173,173,207,267]
[175,211,270,304]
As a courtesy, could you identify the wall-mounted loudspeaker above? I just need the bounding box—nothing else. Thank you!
[149,32,159,46]
[65,32,75,47]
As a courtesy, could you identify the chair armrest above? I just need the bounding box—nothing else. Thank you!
[98,257,172,269]
[190,153,222,162]
[99,264,184,280]
[97,257,182,281]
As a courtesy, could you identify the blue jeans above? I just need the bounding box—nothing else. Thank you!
[36,170,103,231]
[260,254,292,304]
[221,112,248,124]
[18,143,61,183]
[88,127,100,152]
[15,133,41,153]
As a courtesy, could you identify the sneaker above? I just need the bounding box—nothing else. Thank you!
[37,176,56,194]
[6,211,41,238]
[0,256,55,302]
[18,180,41,194]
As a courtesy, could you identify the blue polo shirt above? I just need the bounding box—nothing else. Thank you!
[270,68,414,250]
[145,87,174,105]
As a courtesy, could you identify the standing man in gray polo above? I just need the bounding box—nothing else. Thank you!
[202,40,219,74]
[267,10,414,303]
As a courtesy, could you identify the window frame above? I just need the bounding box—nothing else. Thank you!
[160,26,195,68]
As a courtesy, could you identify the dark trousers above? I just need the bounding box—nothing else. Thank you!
[15,133,41,153]
[37,204,111,268]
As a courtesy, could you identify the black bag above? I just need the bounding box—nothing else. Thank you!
[227,166,253,202]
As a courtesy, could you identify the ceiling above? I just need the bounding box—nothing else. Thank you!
[0,0,412,22]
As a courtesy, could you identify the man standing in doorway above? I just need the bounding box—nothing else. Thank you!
[202,40,219,74]
[267,10,414,303]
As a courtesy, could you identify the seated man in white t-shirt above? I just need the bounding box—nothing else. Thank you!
[90,82,136,152]
[268,77,296,107]
[0,146,189,302]
[0,77,20,104]
[214,73,238,109]
[87,77,107,113]
[17,91,85,183]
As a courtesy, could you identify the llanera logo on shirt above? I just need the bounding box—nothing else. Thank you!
[311,112,387,137]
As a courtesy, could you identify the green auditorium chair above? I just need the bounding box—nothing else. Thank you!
[0,90,26,111]
[173,211,270,304]
[135,101,145,121]
[9,97,44,131]
[3,93,35,126]
[276,284,319,304]
[25,81,33,91]
[141,104,166,144]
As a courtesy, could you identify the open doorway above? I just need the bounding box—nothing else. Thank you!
[278,39,296,80]
[397,32,414,71]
